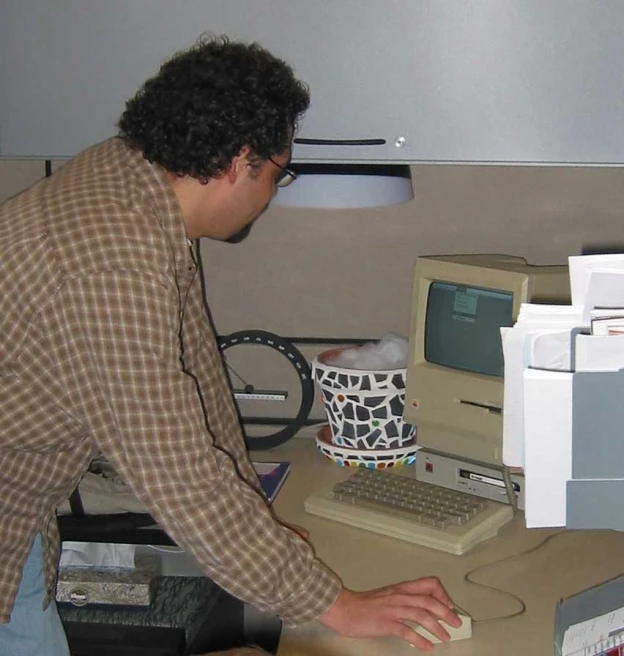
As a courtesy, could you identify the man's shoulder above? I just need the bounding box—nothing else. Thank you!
[1,137,182,284]
[42,141,177,272]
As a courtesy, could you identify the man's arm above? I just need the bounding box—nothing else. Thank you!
[168,274,462,651]
[55,270,341,625]
[55,270,461,648]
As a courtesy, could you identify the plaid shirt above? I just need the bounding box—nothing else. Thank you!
[0,138,340,625]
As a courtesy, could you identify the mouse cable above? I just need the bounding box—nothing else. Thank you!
[461,530,567,624]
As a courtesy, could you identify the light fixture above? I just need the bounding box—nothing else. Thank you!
[273,164,414,209]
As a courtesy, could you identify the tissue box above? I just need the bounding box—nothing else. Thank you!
[56,554,161,608]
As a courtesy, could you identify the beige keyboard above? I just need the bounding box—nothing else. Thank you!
[305,468,514,555]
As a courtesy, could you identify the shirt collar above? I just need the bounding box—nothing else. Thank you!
[118,139,197,280]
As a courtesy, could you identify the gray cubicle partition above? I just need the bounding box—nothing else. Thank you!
[566,370,624,530]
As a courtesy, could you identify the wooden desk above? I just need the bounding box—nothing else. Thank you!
[256,437,624,656]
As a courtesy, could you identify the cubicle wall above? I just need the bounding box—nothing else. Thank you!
[3,161,624,437]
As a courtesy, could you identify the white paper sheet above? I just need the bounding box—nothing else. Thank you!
[502,319,582,468]
[582,270,624,322]
[501,326,528,467]
[517,303,583,323]
[575,333,624,372]
[568,254,624,308]
[523,368,573,528]
[530,330,575,371]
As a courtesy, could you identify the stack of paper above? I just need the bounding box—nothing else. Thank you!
[502,254,624,529]
[501,304,584,469]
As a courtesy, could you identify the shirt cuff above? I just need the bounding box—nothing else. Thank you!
[276,558,342,627]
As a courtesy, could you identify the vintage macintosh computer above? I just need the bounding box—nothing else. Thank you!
[404,254,570,504]
[306,254,571,555]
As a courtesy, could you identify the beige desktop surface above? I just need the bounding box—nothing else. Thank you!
[255,437,624,656]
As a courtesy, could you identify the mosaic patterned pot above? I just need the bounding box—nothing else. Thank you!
[311,347,407,392]
[313,347,416,451]
[318,384,416,450]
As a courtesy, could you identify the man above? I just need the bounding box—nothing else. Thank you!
[0,36,460,653]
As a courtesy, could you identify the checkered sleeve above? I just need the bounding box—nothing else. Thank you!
[52,270,341,625]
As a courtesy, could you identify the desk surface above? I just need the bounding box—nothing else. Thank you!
[256,437,624,656]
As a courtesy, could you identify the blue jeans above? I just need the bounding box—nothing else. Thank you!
[0,533,69,656]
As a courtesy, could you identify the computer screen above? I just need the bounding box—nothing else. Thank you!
[425,282,513,377]
[404,254,570,467]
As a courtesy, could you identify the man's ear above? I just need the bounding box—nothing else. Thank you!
[226,146,253,183]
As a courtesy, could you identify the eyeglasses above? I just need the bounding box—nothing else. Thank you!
[268,157,298,188]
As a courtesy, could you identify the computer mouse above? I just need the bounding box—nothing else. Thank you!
[407,612,472,644]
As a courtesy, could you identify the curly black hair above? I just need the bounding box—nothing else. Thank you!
[118,35,310,180]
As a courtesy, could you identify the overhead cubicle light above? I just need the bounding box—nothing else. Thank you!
[273,163,414,209]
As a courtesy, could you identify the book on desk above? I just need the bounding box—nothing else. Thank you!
[253,461,290,504]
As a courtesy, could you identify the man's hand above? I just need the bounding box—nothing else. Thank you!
[317,578,461,652]
[279,520,310,541]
